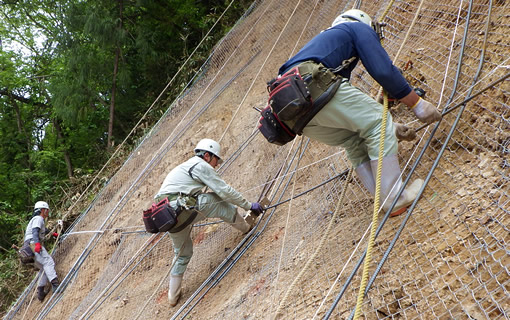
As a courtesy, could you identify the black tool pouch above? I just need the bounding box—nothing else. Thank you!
[259,62,345,146]
[258,106,296,146]
[142,198,178,233]
[18,242,35,265]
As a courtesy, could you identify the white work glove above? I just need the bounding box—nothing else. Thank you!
[394,123,416,141]
[411,98,441,124]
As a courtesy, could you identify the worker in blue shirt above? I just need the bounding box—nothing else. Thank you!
[279,9,441,216]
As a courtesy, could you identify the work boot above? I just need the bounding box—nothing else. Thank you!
[37,286,47,302]
[50,278,60,293]
[386,178,424,217]
[370,155,423,217]
[355,161,375,195]
[168,274,183,307]
[229,211,251,234]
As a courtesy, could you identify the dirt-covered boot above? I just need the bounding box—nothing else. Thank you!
[229,211,251,234]
[388,178,424,217]
[37,286,47,302]
[168,274,183,307]
[370,155,424,217]
[50,278,60,293]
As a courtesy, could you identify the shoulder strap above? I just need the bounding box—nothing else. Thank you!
[188,162,199,180]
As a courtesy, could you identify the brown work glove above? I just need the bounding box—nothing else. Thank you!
[411,98,442,124]
[394,123,417,141]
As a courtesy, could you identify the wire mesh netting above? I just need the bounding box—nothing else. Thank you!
[6,0,509,319]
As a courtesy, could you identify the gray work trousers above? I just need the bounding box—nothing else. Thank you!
[302,81,398,168]
[170,192,239,276]
[34,246,58,287]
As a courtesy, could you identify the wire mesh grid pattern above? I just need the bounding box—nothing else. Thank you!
[7,0,509,319]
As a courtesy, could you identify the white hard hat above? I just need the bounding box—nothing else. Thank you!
[332,9,372,28]
[34,201,50,210]
[194,138,222,160]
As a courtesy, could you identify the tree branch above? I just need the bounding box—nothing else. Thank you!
[0,88,48,108]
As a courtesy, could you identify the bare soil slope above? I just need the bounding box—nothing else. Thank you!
[12,0,509,319]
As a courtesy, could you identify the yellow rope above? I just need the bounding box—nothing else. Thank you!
[353,2,396,317]
[353,94,389,320]
[274,168,353,319]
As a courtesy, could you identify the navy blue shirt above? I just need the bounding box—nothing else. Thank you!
[279,22,412,100]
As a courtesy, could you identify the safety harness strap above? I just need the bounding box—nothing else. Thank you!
[170,210,198,233]
[162,190,200,233]
[283,60,352,134]
[188,162,199,180]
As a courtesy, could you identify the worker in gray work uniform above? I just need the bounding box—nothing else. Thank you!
[154,138,264,306]
[24,201,60,302]
[278,9,442,216]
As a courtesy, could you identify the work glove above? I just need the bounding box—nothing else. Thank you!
[250,202,264,216]
[411,98,441,124]
[394,123,416,141]
[34,242,42,254]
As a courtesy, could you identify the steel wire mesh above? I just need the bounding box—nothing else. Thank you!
[7,0,509,319]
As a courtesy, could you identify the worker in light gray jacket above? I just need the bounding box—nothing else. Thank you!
[24,201,60,302]
[155,138,264,307]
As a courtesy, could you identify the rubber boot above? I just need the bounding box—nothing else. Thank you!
[355,161,375,195]
[50,277,60,293]
[37,286,47,302]
[229,211,251,234]
[168,274,183,307]
[390,178,424,216]
[370,155,424,217]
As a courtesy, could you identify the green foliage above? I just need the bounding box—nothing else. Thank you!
[0,250,33,315]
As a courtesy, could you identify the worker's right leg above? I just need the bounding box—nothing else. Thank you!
[355,161,375,195]
[168,274,183,307]
[369,155,423,216]
[35,268,48,302]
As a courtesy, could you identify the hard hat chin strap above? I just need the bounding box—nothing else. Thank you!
[373,21,386,40]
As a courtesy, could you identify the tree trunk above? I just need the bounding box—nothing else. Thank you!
[53,118,74,179]
[11,97,32,169]
[108,48,119,150]
[107,0,123,150]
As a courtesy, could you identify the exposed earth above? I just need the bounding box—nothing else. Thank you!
[11,0,509,319]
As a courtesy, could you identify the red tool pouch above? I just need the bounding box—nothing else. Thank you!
[142,198,178,233]
[258,67,312,146]
[267,67,312,121]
